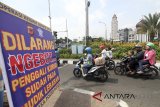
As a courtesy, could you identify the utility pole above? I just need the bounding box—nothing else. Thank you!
[85,0,90,46]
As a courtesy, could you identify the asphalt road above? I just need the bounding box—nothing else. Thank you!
[59,64,160,107]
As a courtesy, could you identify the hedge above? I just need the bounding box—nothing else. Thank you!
[59,42,160,60]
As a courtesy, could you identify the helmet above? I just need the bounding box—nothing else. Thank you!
[85,47,92,54]
[135,44,142,48]
[99,44,105,49]
[146,42,154,48]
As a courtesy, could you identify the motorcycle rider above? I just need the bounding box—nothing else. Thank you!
[128,44,144,74]
[106,47,113,59]
[137,42,156,74]
[83,47,93,75]
[127,50,135,74]
[133,44,144,61]
[99,44,107,59]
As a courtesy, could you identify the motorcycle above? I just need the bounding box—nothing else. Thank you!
[73,58,109,82]
[114,56,130,75]
[105,57,115,70]
[114,56,159,78]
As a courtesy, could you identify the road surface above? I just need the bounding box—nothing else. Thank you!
[58,64,160,107]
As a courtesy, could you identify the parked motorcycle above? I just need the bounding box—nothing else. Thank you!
[73,58,109,82]
[114,56,159,79]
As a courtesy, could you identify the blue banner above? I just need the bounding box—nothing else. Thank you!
[0,2,60,107]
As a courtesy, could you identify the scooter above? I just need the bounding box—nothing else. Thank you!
[73,58,109,82]
[105,57,115,70]
[114,56,159,79]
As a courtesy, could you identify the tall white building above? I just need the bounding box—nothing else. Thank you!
[111,14,119,41]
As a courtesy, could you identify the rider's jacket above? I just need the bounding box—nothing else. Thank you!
[144,49,156,65]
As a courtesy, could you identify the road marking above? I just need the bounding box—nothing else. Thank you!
[73,88,95,96]
[119,99,129,107]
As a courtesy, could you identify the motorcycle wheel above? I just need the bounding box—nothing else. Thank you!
[150,67,159,79]
[73,69,82,78]
[114,66,122,75]
[108,61,115,70]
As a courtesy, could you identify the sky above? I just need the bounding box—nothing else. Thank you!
[1,0,160,40]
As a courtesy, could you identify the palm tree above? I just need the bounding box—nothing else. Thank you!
[137,13,160,41]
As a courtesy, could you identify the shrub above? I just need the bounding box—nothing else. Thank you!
[59,42,160,60]
[59,48,71,54]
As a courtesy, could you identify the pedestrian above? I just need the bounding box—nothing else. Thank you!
[55,48,60,67]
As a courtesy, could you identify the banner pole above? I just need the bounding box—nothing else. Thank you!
[0,43,14,107]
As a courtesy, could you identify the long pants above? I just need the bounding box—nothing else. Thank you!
[83,64,91,74]
[138,60,150,71]
[128,60,138,70]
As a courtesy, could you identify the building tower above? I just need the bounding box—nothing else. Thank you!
[111,14,119,41]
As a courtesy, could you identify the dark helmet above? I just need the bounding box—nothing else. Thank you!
[135,44,142,48]
[133,44,142,50]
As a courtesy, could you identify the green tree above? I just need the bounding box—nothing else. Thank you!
[82,36,92,46]
[137,13,160,41]
[97,37,103,42]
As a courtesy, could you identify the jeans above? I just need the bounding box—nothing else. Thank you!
[0,90,4,107]
[138,60,149,71]
[83,64,92,74]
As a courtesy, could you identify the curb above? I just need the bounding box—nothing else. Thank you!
[60,59,79,65]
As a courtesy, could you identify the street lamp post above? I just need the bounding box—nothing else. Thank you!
[55,19,69,49]
[48,0,52,33]
[85,0,90,46]
[66,19,69,49]
[99,21,107,41]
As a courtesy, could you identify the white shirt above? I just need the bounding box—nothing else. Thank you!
[101,49,107,58]
[106,50,113,59]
